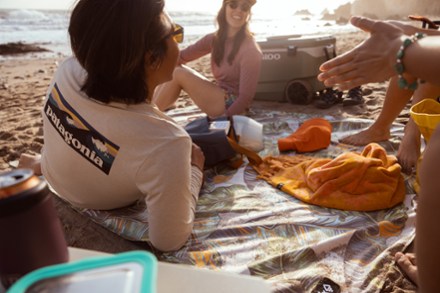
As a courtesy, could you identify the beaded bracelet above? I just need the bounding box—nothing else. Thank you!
[395,32,425,90]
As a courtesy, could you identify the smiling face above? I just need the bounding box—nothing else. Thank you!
[224,0,251,34]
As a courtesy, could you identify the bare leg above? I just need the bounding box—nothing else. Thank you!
[395,252,418,285]
[341,76,414,145]
[398,83,440,173]
[153,65,226,118]
[397,119,421,174]
[417,124,440,293]
[18,153,42,176]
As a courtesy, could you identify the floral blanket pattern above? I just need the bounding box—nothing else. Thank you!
[76,107,416,292]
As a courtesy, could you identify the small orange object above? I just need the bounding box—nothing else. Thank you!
[278,118,332,153]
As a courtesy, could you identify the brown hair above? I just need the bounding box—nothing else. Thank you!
[212,2,253,67]
[68,0,168,104]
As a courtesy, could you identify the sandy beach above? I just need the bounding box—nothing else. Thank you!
[0,29,418,292]
[0,30,414,171]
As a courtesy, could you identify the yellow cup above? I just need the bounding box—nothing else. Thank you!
[410,99,440,194]
[410,98,440,143]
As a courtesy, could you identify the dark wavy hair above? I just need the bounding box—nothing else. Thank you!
[212,2,253,67]
[68,0,168,104]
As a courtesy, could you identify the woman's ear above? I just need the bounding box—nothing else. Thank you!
[144,51,161,71]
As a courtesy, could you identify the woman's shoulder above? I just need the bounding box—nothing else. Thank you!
[50,56,88,100]
[240,35,263,56]
[126,105,190,137]
[55,57,87,85]
[243,35,262,51]
[57,56,83,73]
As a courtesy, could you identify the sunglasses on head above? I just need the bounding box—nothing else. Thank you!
[166,23,184,44]
[226,1,251,12]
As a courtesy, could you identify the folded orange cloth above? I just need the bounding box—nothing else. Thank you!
[278,118,332,153]
[256,143,405,211]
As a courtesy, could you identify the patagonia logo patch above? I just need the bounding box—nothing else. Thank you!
[44,84,120,175]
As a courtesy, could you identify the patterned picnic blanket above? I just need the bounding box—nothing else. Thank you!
[74,106,417,293]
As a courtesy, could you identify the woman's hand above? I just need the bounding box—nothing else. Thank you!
[191,143,205,171]
[18,153,42,176]
[318,16,405,90]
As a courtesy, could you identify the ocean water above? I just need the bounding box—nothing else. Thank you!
[0,9,356,59]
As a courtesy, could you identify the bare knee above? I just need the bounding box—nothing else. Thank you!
[149,232,189,252]
[173,67,226,117]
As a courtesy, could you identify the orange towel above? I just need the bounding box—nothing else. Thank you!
[256,143,405,211]
[278,118,332,153]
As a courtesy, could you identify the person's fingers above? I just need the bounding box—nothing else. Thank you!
[395,252,417,265]
[319,61,359,81]
[352,16,404,37]
[319,51,355,71]
[192,143,204,157]
[319,63,357,84]
[395,252,418,285]
[395,252,404,261]
[17,153,42,175]
[320,66,364,88]
[406,253,416,265]
[350,16,377,33]
[191,143,205,170]
[396,254,416,269]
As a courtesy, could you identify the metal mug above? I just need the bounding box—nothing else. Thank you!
[0,169,68,288]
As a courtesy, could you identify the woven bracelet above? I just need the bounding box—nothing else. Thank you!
[395,32,425,90]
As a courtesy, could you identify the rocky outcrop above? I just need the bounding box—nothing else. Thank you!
[0,42,49,55]
[328,0,440,21]
[321,3,352,23]
[350,0,440,20]
[294,9,312,16]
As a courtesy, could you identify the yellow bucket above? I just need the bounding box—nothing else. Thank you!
[410,99,440,143]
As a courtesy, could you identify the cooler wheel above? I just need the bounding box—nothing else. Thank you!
[284,80,313,105]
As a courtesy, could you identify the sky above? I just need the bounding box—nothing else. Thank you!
[0,0,352,15]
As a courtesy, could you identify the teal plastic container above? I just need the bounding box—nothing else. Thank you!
[7,251,157,293]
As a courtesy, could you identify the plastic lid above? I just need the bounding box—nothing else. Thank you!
[7,251,157,293]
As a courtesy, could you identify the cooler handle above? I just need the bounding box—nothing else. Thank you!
[323,44,336,61]
[287,45,297,56]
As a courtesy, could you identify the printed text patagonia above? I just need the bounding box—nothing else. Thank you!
[45,104,104,168]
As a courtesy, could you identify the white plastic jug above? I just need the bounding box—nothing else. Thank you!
[232,115,264,152]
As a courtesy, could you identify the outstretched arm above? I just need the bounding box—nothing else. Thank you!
[417,125,440,293]
[318,16,440,90]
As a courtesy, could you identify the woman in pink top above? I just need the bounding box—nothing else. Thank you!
[153,0,262,117]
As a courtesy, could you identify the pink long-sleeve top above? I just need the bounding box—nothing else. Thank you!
[179,33,262,116]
